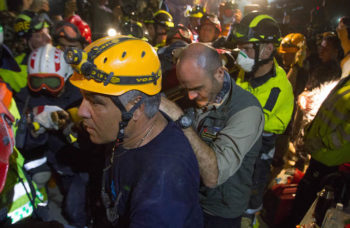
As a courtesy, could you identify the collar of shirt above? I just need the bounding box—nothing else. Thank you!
[248,63,276,88]
[197,71,231,113]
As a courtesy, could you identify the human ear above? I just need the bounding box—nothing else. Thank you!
[214,66,225,82]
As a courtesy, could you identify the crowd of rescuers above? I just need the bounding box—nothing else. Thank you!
[0,0,350,227]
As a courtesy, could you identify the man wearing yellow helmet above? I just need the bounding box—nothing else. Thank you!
[65,36,203,227]
[144,10,175,48]
[186,4,206,39]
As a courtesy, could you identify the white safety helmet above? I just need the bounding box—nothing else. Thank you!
[28,44,73,81]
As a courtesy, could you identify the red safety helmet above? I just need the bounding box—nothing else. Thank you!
[67,15,92,44]
[166,24,193,44]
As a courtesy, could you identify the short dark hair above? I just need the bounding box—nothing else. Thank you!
[118,90,160,119]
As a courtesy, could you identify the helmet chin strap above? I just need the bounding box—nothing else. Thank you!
[111,96,145,144]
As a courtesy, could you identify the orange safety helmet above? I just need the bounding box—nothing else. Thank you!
[66,36,162,142]
[68,36,162,96]
[279,33,306,54]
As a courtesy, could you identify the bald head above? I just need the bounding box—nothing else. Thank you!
[178,43,222,78]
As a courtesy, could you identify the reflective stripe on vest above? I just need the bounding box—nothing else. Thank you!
[23,157,47,171]
[7,182,45,223]
[8,201,34,224]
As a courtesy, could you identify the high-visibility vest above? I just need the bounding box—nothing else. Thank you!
[236,61,294,134]
[0,53,28,93]
[0,98,48,224]
[304,76,350,166]
[3,147,47,224]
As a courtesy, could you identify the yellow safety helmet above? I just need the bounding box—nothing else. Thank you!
[144,10,174,29]
[279,33,306,54]
[188,5,206,18]
[68,36,162,96]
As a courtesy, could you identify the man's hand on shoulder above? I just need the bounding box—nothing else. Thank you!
[159,97,184,121]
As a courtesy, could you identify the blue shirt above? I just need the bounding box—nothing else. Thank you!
[106,120,203,227]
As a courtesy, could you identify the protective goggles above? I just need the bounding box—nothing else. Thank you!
[230,24,256,42]
[28,74,64,93]
[53,22,84,44]
[30,13,52,32]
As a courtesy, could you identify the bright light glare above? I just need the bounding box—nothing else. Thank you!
[107,28,117,36]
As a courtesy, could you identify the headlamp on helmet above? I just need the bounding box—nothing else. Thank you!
[67,36,162,143]
[67,36,162,96]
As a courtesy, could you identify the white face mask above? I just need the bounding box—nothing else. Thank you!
[236,50,255,72]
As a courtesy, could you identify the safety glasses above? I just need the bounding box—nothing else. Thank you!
[28,74,64,93]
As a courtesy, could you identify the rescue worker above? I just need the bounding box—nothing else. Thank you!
[158,24,193,92]
[306,32,342,90]
[14,44,87,227]
[0,33,58,227]
[229,12,294,226]
[277,33,308,169]
[218,1,241,37]
[286,15,350,228]
[186,4,206,40]
[119,20,148,40]
[279,33,308,97]
[50,13,93,50]
[159,42,264,228]
[52,20,90,50]
[144,10,174,48]
[65,36,203,227]
[198,13,221,44]
[0,11,52,93]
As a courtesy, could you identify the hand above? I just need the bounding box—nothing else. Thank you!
[51,110,70,129]
[40,0,50,12]
[32,105,70,131]
[159,96,184,121]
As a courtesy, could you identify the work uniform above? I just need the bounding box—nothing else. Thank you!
[236,61,294,212]
[195,73,264,223]
[0,97,47,225]
[288,74,350,227]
